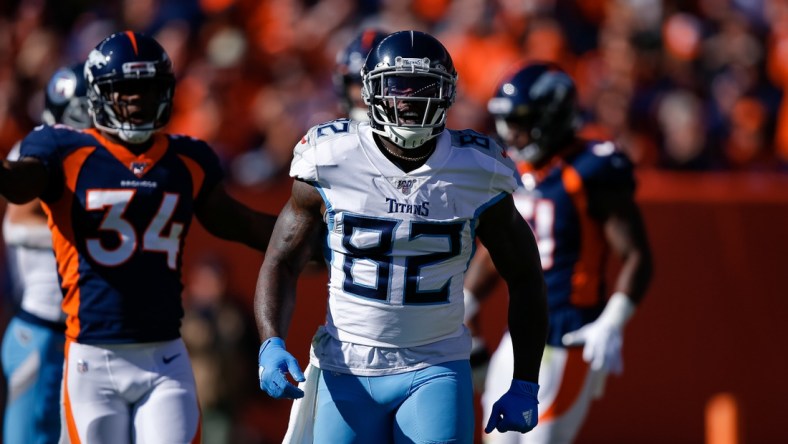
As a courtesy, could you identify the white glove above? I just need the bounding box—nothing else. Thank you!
[561,292,636,375]
[463,287,480,324]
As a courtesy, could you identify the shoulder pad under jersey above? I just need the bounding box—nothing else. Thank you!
[574,140,635,189]
[291,119,359,182]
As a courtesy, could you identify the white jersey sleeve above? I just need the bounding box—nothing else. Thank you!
[290,122,517,349]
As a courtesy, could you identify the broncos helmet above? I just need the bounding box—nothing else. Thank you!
[334,29,387,121]
[361,30,457,149]
[84,31,175,144]
[43,62,91,129]
[487,62,580,166]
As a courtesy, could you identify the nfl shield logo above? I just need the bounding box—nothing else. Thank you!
[130,162,149,177]
[386,176,424,197]
[76,360,88,374]
[396,179,414,195]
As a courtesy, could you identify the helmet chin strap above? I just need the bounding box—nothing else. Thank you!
[118,128,154,144]
[386,126,435,149]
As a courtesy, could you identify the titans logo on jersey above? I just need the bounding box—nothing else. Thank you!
[292,120,517,349]
[512,140,635,346]
[19,125,222,344]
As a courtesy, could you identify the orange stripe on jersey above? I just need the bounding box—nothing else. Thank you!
[62,339,82,443]
[126,30,139,55]
[42,146,95,340]
[86,129,169,178]
[177,154,205,200]
[561,166,606,307]
[539,348,588,421]
[191,404,203,444]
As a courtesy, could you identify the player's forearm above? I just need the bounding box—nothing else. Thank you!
[254,260,299,341]
[227,208,278,252]
[614,247,653,305]
[508,279,548,382]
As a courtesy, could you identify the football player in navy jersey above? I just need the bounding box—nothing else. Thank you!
[0,31,277,443]
[255,30,548,443]
[333,28,387,121]
[1,61,90,444]
[468,62,653,444]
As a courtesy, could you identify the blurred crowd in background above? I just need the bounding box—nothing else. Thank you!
[1,0,787,442]
[2,0,788,183]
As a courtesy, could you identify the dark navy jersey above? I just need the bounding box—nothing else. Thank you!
[20,125,223,344]
[511,140,635,346]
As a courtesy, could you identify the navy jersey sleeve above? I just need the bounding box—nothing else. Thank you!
[171,135,224,205]
[18,125,66,202]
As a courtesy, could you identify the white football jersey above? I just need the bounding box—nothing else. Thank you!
[292,120,517,349]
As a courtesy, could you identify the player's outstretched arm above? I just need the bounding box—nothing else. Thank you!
[477,194,548,435]
[254,179,323,399]
[561,188,653,374]
[194,183,278,252]
[0,158,48,204]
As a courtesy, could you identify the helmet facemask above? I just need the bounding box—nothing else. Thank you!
[86,59,174,144]
[363,57,456,149]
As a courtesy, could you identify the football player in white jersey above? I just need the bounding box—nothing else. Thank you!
[255,30,548,443]
[1,62,91,444]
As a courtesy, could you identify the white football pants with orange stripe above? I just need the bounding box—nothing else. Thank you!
[481,332,607,444]
[60,338,201,444]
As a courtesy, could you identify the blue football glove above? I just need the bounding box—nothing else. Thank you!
[484,379,539,434]
[257,337,306,399]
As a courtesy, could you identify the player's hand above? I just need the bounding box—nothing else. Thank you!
[561,292,635,374]
[258,337,306,399]
[484,379,539,434]
[562,320,623,373]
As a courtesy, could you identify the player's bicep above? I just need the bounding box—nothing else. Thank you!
[266,180,325,269]
[476,195,541,284]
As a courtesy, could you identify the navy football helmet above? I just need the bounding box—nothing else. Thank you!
[334,29,387,121]
[361,30,457,149]
[84,31,175,144]
[42,62,91,129]
[487,62,579,166]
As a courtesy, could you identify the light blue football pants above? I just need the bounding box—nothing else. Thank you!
[314,359,474,444]
[2,316,65,444]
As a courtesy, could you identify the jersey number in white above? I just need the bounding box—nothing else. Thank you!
[515,196,556,270]
[86,190,184,269]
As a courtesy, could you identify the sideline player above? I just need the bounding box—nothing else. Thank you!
[1,62,90,444]
[470,62,653,444]
[0,31,277,443]
[255,30,548,443]
[332,28,387,121]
